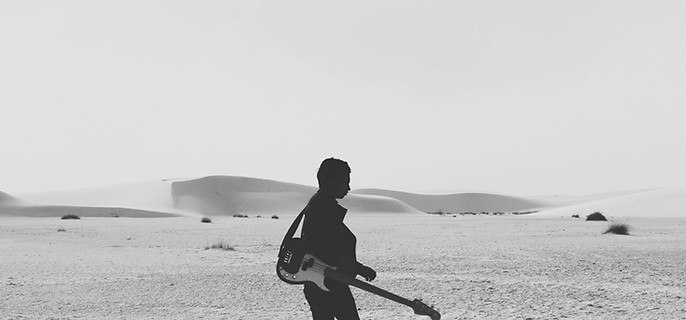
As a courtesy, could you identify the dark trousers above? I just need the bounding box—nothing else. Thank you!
[304,282,360,320]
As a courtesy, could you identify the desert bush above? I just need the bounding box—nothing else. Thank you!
[271,215,279,219]
[604,223,631,235]
[204,240,235,251]
[512,211,538,215]
[233,214,249,218]
[61,214,80,220]
[586,212,607,221]
[428,210,450,215]
[201,216,212,223]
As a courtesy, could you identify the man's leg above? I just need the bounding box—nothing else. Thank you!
[304,283,360,320]
[304,283,335,320]
[330,285,360,320]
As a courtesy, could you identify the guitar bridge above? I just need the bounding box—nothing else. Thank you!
[282,250,292,264]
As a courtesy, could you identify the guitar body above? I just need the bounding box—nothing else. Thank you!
[277,238,335,292]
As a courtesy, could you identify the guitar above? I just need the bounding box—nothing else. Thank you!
[277,238,441,320]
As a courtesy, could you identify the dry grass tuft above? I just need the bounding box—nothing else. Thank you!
[604,223,631,235]
[204,240,235,251]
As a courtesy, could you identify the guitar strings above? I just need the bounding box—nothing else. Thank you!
[299,257,368,277]
[293,258,333,274]
[302,260,359,282]
[291,258,438,316]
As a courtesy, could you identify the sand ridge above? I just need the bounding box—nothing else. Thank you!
[2,176,685,218]
[353,189,546,213]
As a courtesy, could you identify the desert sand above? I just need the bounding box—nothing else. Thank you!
[2,176,686,319]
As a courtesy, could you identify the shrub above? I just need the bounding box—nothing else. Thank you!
[233,214,249,218]
[61,214,81,220]
[586,212,607,221]
[512,211,538,215]
[271,215,279,219]
[428,210,450,216]
[201,217,212,223]
[604,223,631,235]
[204,240,235,251]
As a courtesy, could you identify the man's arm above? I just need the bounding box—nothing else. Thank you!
[355,262,377,281]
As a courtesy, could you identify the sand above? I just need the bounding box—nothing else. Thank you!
[1,214,685,319]
[2,176,685,319]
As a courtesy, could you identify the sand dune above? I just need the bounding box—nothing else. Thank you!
[3,176,684,218]
[527,188,657,208]
[1,186,178,218]
[353,187,686,218]
[15,180,181,213]
[171,176,421,216]
[352,188,546,213]
[1,180,183,218]
[533,187,686,218]
[0,191,24,205]
[2,176,421,218]
[0,205,177,218]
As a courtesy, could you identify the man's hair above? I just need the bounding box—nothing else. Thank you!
[317,158,350,188]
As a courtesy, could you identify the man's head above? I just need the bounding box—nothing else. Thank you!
[317,158,351,199]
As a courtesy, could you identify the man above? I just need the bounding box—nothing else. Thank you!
[301,158,377,320]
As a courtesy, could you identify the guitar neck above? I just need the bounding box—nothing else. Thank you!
[323,268,414,308]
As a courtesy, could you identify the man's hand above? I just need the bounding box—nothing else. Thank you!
[357,265,377,282]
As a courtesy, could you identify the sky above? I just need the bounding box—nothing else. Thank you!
[1,0,685,196]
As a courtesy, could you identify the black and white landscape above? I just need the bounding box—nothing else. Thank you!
[2,176,686,318]
[2,1,685,319]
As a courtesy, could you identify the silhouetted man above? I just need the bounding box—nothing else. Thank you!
[301,158,377,320]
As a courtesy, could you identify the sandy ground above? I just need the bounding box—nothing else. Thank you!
[1,215,685,320]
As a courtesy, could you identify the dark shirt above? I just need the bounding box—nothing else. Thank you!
[301,191,358,277]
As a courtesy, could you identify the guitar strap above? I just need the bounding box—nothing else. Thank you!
[278,205,307,256]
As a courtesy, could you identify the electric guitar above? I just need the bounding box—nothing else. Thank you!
[277,238,441,320]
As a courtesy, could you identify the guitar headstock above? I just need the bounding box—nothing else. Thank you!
[411,298,440,320]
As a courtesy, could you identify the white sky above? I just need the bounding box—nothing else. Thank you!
[2,1,685,196]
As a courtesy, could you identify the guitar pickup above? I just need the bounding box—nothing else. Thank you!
[302,258,314,271]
